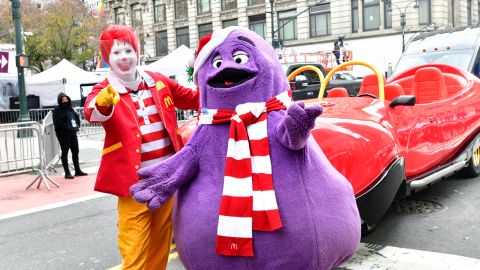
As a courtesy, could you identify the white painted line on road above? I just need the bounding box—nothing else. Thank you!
[0,193,109,221]
[339,243,480,270]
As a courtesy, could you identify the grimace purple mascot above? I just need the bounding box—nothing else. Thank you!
[131,26,360,270]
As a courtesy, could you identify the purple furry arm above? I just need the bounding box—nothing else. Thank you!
[130,145,199,210]
[276,103,323,150]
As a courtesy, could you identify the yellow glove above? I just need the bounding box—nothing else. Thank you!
[96,85,120,107]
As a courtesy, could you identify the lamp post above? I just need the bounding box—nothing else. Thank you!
[10,0,31,122]
[270,0,275,47]
[386,0,419,52]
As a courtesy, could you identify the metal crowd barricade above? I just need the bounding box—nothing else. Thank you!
[0,121,59,190]
[42,111,61,173]
[0,108,52,125]
[74,107,104,138]
[176,109,198,123]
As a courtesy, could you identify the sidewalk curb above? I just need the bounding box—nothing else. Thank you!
[0,193,108,221]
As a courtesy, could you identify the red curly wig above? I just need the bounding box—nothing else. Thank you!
[100,25,141,65]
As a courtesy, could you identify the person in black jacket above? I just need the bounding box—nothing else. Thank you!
[333,36,344,65]
[53,93,87,179]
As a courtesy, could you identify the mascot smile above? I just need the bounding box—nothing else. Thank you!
[131,26,360,270]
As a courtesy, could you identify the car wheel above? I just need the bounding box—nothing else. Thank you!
[462,143,480,178]
[361,219,378,236]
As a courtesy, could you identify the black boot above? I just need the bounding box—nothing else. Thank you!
[65,172,74,179]
[75,170,88,176]
[72,151,87,176]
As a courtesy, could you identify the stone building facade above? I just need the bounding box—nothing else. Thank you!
[104,0,479,63]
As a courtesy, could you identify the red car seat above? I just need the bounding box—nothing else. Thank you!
[411,67,448,104]
[359,74,386,97]
[327,87,349,98]
[384,83,404,101]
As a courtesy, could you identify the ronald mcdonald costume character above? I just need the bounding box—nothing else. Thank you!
[131,27,360,270]
[84,25,199,270]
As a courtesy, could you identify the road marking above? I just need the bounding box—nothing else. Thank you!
[338,243,480,270]
[0,193,108,221]
[107,242,179,270]
[168,251,179,260]
[107,265,121,270]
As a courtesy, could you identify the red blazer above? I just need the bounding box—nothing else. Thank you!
[84,71,199,197]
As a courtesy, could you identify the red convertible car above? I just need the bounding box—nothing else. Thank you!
[179,62,480,232]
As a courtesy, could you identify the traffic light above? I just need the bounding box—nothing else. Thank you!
[16,54,29,68]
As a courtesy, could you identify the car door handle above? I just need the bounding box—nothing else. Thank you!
[428,115,435,123]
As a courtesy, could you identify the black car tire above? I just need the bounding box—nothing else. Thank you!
[461,145,480,178]
[361,220,378,236]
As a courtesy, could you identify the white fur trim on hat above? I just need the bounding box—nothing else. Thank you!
[193,26,244,85]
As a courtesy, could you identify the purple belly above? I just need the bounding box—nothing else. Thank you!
[172,114,360,270]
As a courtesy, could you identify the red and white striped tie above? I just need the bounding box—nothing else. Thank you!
[198,91,293,256]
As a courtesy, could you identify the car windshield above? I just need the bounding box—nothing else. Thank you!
[393,49,474,76]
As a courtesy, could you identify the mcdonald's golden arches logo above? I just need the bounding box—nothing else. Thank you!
[163,94,174,110]
[156,81,165,90]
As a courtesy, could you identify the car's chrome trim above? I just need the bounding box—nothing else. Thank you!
[409,133,480,191]
[409,160,467,190]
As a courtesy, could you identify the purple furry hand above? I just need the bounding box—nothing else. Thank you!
[130,146,199,210]
[276,102,323,150]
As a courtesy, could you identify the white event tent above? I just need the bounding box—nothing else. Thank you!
[26,59,103,107]
[142,45,196,89]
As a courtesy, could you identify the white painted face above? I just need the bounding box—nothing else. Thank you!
[109,40,138,82]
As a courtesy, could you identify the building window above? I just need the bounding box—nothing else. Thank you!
[155,31,168,56]
[175,0,188,19]
[222,19,238,28]
[248,0,263,5]
[176,27,190,48]
[363,0,380,31]
[131,4,142,28]
[418,0,431,25]
[384,1,392,29]
[198,23,213,39]
[114,7,125,25]
[352,0,359,32]
[153,0,166,23]
[198,0,211,15]
[467,0,472,25]
[221,0,236,11]
[309,2,331,37]
[249,14,266,39]
[278,9,297,41]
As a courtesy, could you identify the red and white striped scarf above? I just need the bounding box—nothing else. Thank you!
[198,91,293,256]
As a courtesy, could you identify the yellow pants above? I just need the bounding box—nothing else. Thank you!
[117,196,174,270]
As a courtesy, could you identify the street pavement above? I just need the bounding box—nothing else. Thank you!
[1,136,479,269]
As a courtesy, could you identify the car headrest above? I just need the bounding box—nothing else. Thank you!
[412,67,447,103]
[327,87,349,98]
[359,74,386,96]
[384,83,404,101]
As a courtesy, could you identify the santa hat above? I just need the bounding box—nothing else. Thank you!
[99,25,141,65]
[190,26,244,84]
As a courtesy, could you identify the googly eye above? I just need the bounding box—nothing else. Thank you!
[212,55,222,69]
[233,51,249,64]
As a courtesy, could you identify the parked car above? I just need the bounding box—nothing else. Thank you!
[284,63,362,100]
[179,62,480,234]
